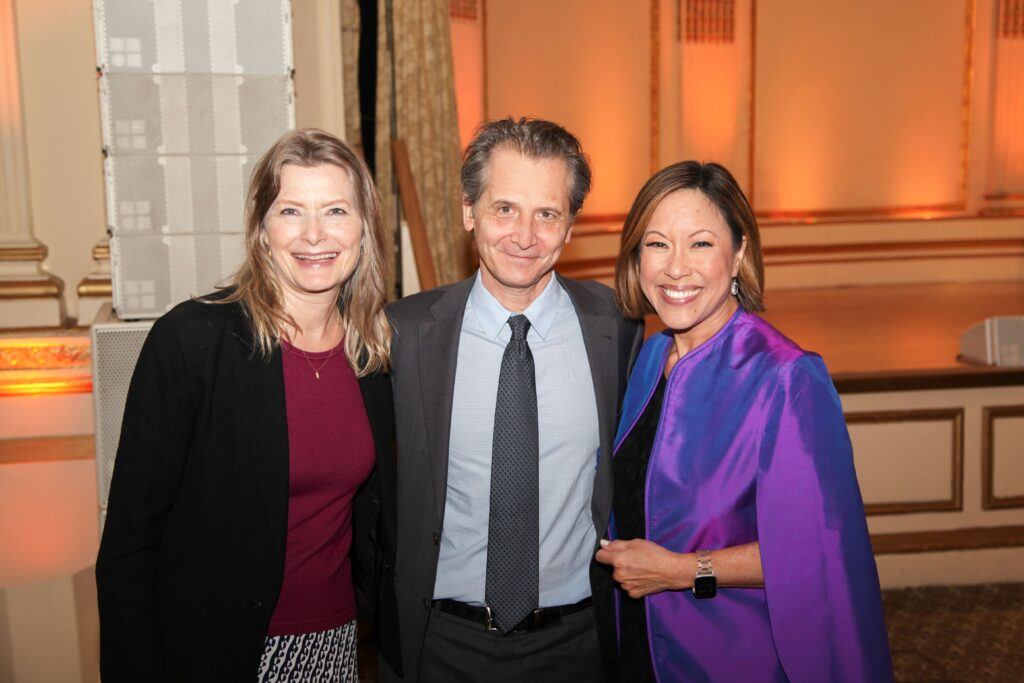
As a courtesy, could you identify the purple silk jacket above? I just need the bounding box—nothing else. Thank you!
[611,310,893,682]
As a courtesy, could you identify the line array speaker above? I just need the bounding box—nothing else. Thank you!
[93,0,295,318]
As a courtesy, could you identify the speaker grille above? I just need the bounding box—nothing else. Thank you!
[93,0,294,318]
[92,318,154,509]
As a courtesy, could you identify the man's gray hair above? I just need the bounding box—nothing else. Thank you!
[461,117,593,216]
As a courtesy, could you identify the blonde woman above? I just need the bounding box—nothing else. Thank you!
[97,129,399,681]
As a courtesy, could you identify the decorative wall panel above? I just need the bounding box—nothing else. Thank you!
[753,0,971,215]
[486,0,650,215]
[93,0,294,318]
[846,408,964,515]
[677,0,753,190]
[982,405,1024,509]
[987,0,1024,202]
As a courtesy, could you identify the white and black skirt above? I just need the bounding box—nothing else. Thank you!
[258,620,358,682]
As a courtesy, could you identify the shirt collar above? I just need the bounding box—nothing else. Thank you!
[468,270,564,341]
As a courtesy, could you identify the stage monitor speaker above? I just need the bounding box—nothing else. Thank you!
[91,304,154,512]
[960,316,1024,367]
[93,0,294,319]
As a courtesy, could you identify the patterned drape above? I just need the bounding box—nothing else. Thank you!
[341,0,362,152]
[376,0,470,294]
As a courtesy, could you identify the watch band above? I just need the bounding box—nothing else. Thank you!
[692,548,717,599]
[695,549,713,578]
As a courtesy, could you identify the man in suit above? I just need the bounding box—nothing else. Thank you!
[381,117,643,681]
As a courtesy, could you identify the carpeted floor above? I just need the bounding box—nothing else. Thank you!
[884,583,1024,683]
[358,582,1024,681]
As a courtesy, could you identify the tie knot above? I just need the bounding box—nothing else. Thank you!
[507,314,531,342]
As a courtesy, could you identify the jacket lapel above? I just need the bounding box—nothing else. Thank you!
[558,275,619,537]
[231,312,290,554]
[417,278,474,521]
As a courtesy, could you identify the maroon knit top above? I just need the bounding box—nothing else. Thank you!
[267,339,375,636]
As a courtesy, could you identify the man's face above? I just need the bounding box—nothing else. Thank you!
[464,147,574,305]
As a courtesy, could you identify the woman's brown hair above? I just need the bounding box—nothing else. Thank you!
[614,161,765,319]
[209,128,390,376]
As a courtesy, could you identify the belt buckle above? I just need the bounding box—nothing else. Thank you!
[527,607,551,631]
[482,604,499,632]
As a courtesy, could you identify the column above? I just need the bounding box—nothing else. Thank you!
[0,0,64,327]
[76,238,112,325]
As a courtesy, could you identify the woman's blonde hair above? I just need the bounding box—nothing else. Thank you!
[615,160,765,319]
[211,128,390,376]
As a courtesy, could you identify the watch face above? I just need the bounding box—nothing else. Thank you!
[693,576,717,599]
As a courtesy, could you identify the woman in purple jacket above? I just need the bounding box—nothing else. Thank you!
[596,161,893,682]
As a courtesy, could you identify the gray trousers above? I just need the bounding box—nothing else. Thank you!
[415,603,606,683]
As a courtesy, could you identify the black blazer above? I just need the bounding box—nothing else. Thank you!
[96,295,398,682]
[380,275,643,681]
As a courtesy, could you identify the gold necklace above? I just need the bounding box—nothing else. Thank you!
[293,315,343,380]
[299,342,342,380]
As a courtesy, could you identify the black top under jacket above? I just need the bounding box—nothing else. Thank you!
[612,374,666,683]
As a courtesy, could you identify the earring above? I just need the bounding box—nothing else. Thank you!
[730,277,739,297]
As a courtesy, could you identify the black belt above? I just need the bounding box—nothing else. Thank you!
[434,597,592,634]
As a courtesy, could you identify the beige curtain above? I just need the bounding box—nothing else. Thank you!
[340,0,362,152]
[376,0,470,293]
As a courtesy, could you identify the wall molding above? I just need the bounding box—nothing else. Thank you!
[574,209,1024,232]
[0,277,63,300]
[0,245,46,261]
[844,408,964,516]
[833,366,1024,394]
[982,404,1024,510]
[0,435,93,465]
[558,236,1024,279]
[871,524,1024,555]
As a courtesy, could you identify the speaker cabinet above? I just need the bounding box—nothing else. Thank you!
[960,316,1024,367]
[91,304,153,512]
[93,0,294,318]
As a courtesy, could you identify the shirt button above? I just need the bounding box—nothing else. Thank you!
[251,600,262,611]
[422,598,431,610]
[432,532,440,545]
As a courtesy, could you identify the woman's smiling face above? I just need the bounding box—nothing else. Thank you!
[263,163,363,302]
[639,188,746,344]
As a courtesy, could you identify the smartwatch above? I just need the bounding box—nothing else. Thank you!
[692,549,717,599]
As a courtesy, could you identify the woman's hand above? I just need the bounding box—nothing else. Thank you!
[595,539,694,598]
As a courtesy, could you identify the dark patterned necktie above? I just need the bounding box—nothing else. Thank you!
[485,314,539,633]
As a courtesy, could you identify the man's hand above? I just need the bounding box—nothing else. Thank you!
[595,539,695,598]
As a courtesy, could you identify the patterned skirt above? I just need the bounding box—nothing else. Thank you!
[258,620,358,682]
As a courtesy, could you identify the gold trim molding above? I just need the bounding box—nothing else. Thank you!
[0,245,47,261]
[77,277,112,298]
[0,377,92,397]
[982,404,1024,510]
[0,336,91,371]
[0,276,63,300]
[844,408,964,516]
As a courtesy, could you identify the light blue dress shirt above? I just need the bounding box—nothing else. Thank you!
[433,272,601,607]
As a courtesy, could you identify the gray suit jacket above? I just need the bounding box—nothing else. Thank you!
[381,273,644,681]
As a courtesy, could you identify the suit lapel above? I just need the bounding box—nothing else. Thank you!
[418,278,474,521]
[232,315,290,554]
[558,275,619,537]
